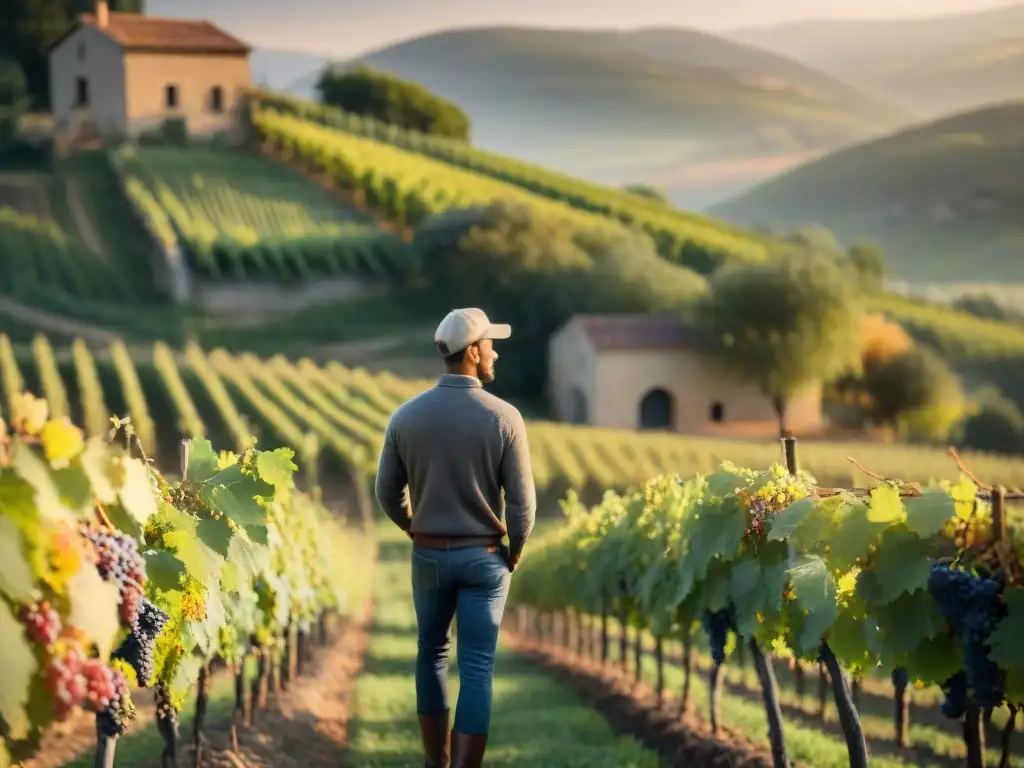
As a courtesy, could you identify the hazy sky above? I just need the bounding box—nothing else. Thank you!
[146,0,1019,55]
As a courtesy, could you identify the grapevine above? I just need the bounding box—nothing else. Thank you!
[0,391,364,765]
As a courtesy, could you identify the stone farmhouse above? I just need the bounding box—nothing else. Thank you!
[48,1,252,149]
[547,313,824,436]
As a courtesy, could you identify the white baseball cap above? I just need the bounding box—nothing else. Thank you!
[434,308,512,357]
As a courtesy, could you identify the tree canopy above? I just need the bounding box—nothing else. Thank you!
[414,200,706,400]
[316,65,471,141]
[694,254,863,434]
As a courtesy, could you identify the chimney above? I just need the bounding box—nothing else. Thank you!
[95,0,109,27]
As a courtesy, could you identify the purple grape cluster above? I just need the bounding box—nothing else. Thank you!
[113,598,168,687]
[81,524,148,627]
[927,562,1006,711]
[702,608,735,665]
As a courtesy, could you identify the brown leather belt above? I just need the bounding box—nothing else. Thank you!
[412,534,502,550]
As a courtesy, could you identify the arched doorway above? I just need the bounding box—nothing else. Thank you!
[638,388,674,430]
[709,402,725,423]
[569,388,588,425]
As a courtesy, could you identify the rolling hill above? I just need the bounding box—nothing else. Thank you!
[728,3,1024,117]
[711,101,1024,282]
[282,26,912,207]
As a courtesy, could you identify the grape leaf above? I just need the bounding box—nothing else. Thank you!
[867,485,905,524]
[903,633,960,686]
[163,530,225,586]
[143,550,186,592]
[827,499,887,570]
[184,438,219,483]
[729,545,789,637]
[873,589,945,661]
[196,516,233,558]
[989,587,1024,671]
[12,443,74,522]
[171,654,205,699]
[768,497,815,541]
[0,600,36,740]
[256,448,297,489]
[119,458,158,527]
[903,489,955,538]
[65,564,120,659]
[189,585,226,657]
[870,529,932,604]
[51,466,94,513]
[0,517,33,602]
[78,439,118,503]
[824,612,875,670]
[787,554,838,654]
[244,523,269,547]
[198,465,273,527]
[704,467,745,499]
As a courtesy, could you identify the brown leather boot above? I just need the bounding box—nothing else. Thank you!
[418,710,450,767]
[450,731,488,768]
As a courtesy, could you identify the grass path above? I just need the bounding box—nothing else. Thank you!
[345,526,659,766]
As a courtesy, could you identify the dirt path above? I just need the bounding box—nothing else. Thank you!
[0,298,122,344]
[164,604,370,768]
[64,178,107,260]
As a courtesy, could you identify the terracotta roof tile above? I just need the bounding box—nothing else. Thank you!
[571,313,707,351]
[74,12,251,54]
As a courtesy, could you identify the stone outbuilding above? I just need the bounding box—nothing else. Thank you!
[547,313,824,436]
[48,1,252,148]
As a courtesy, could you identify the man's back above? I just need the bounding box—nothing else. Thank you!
[375,374,536,544]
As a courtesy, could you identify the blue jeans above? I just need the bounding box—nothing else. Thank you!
[411,544,512,735]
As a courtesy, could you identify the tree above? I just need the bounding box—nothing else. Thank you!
[845,241,888,292]
[315,64,470,141]
[622,184,668,204]
[694,255,862,436]
[414,200,706,399]
[861,347,965,441]
[961,388,1024,455]
[0,59,28,143]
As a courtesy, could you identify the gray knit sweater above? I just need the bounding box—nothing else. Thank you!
[373,374,537,556]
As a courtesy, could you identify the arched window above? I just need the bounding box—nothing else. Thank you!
[569,388,588,425]
[709,402,724,422]
[639,388,674,430]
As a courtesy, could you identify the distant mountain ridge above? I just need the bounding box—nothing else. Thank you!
[322,25,912,204]
[727,3,1024,116]
[712,101,1024,282]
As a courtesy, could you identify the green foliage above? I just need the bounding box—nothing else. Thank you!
[316,65,470,141]
[0,59,28,144]
[0,391,358,763]
[622,184,668,204]
[861,347,965,441]
[251,93,774,273]
[109,145,416,283]
[413,200,706,399]
[844,241,888,293]
[961,388,1024,456]
[694,254,863,430]
[512,465,1024,710]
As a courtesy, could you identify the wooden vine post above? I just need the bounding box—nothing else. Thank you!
[785,437,866,768]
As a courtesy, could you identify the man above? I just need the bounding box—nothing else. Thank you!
[374,307,537,768]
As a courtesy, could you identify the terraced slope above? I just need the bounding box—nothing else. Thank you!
[111,145,416,283]
[6,334,1024,501]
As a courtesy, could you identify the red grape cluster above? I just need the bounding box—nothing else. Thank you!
[80,524,148,627]
[22,600,61,645]
[42,641,125,722]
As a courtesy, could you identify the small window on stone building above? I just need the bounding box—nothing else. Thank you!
[709,402,724,422]
[75,77,89,106]
[210,86,224,113]
[165,84,178,109]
